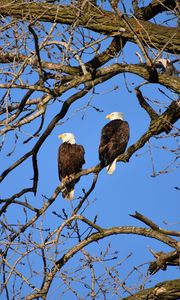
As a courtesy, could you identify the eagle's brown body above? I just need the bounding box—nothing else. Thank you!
[99,119,129,168]
[58,142,85,199]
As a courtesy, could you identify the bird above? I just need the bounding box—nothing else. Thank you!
[98,112,129,174]
[155,59,177,76]
[58,133,85,200]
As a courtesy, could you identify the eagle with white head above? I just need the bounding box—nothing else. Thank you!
[58,133,85,200]
[99,112,129,174]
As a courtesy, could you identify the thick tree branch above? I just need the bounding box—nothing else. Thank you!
[148,99,180,134]
[122,279,180,300]
[133,0,177,21]
[0,1,179,54]
[148,250,180,274]
[135,88,158,120]
[130,211,180,236]
[118,97,180,162]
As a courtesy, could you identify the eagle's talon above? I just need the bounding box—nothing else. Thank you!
[68,173,75,181]
[64,175,69,181]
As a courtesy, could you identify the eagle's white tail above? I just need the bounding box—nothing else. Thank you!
[65,189,74,200]
[106,159,117,175]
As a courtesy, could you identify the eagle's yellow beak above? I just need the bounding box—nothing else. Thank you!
[105,114,111,119]
[58,134,64,139]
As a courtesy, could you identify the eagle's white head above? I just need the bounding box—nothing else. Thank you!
[106,112,124,121]
[58,133,76,144]
[156,58,170,68]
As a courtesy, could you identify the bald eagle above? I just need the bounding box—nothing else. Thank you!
[155,59,177,76]
[58,133,85,200]
[99,112,129,174]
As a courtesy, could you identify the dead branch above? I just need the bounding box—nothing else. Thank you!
[148,249,180,274]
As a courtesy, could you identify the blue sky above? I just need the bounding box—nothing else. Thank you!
[0,1,179,299]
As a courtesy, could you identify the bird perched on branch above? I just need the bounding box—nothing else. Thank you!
[99,112,129,174]
[155,59,178,76]
[58,133,85,200]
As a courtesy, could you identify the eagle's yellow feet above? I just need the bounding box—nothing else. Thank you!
[63,174,75,182]
[68,173,76,181]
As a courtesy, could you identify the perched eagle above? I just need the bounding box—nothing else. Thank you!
[99,112,129,174]
[58,133,85,200]
[155,59,177,76]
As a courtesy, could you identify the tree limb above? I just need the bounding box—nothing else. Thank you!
[148,250,180,274]
[133,0,177,21]
[0,1,179,54]
[122,279,180,300]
